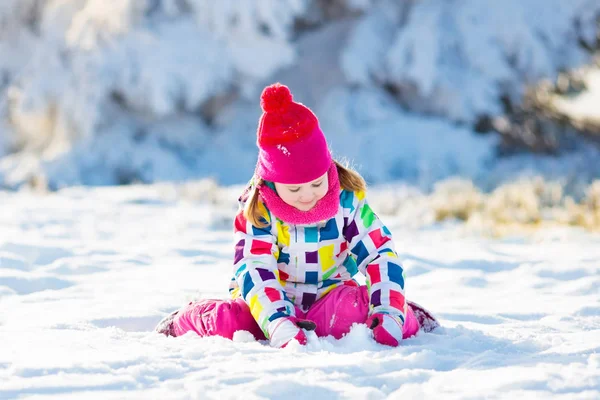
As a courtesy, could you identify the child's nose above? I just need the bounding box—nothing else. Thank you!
[299,189,313,201]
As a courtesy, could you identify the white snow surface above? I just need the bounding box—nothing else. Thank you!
[1,185,599,399]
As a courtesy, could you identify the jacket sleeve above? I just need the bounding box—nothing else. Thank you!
[342,190,407,324]
[231,202,296,337]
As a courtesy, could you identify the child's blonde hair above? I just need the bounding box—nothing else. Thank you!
[244,160,366,228]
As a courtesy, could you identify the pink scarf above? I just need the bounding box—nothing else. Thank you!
[258,162,341,225]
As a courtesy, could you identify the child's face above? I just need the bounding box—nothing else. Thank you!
[274,172,329,211]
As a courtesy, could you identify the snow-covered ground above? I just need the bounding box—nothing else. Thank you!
[1,185,599,399]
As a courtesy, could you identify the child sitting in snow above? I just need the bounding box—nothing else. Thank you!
[156,83,437,348]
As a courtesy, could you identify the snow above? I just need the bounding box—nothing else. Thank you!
[1,185,599,399]
[1,1,599,189]
[346,0,600,122]
[0,2,599,395]
[316,86,498,188]
[551,66,600,127]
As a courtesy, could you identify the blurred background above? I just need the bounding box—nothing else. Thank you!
[0,0,599,233]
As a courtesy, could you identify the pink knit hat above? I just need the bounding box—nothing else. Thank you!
[255,83,332,184]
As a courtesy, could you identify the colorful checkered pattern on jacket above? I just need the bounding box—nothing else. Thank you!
[229,186,407,338]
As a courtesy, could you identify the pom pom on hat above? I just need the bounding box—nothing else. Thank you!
[260,83,293,113]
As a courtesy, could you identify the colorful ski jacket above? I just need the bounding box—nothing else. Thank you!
[229,184,407,337]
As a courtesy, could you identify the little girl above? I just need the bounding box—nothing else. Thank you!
[156,83,438,348]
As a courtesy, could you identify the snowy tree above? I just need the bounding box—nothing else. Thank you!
[0,0,311,187]
[0,0,598,189]
[342,0,600,123]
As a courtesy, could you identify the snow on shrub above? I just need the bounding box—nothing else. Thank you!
[342,0,600,122]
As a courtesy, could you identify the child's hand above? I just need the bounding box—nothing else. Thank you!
[366,313,403,347]
[267,317,316,348]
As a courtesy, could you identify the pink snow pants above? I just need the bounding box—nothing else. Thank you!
[169,285,420,341]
